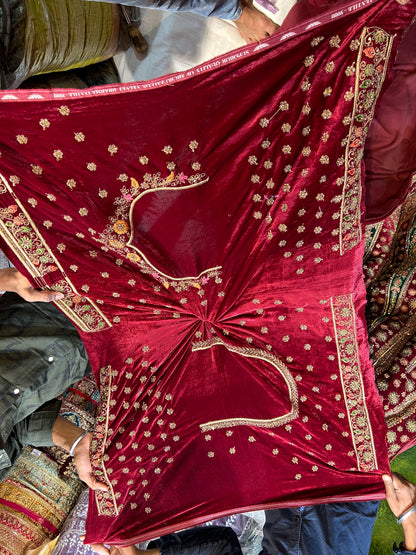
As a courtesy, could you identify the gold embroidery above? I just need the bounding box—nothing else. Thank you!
[92,366,119,517]
[94,164,221,291]
[58,105,70,116]
[192,337,298,432]
[331,294,378,471]
[0,174,111,332]
[39,118,50,130]
[340,26,394,254]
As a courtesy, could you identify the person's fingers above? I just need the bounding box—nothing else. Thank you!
[90,544,110,555]
[383,474,397,501]
[23,287,65,303]
[89,475,109,492]
[76,469,108,491]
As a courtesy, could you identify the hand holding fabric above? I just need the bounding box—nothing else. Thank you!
[73,431,109,492]
[234,0,278,43]
[0,267,64,302]
[383,473,416,517]
[383,473,416,552]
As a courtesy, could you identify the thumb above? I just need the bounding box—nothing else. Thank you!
[89,476,109,492]
[25,288,65,303]
[382,474,397,501]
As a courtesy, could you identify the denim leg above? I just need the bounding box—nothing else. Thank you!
[148,525,243,555]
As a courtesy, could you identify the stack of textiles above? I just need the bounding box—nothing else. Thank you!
[0,447,84,555]
[365,179,416,460]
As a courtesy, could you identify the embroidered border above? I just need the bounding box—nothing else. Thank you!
[0,173,111,333]
[91,365,119,517]
[331,294,378,471]
[95,167,221,292]
[192,337,298,432]
[340,26,395,254]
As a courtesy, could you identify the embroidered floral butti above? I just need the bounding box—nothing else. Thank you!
[0,0,414,546]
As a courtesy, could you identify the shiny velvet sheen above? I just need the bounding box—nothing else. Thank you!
[0,0,415,545]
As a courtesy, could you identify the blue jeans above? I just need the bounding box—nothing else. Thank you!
[148,525,243,555]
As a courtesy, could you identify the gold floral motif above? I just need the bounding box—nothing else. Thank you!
[139,156,149,165]
[301,78,311,92]
[66,179,76,189]
[345,63,356,76]
[58,105,70,116]
[248,155,258,165]
[279,101,289,111]
[350,39,360,50]
[344,89,354,101]
[9,175,20,185]
[302,146,311,157]
[192,161,201,170]
[53,149,63,161]
[311,35,324,47]
[323,87,332,97]
[108,144,118,155]
[39,118,50,130]
[261,139,271,149]
[189,140,199,152]
[325,61,335,73]
[282,145,291,154]
[162,145,173,154]
[304,55,314,67]
[79,207,88,216]
[301,103,311,115]
[74,132,85,142]
[319,155,329,164]
[321,109,332,119]
[16,134,28,144]
[259,118,269,128]
[31,164,43,175]
[87,162,97,171]
[329,35,341,48]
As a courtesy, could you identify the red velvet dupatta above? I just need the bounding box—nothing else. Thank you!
[0,0,415,544]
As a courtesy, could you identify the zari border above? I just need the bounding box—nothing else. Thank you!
[127,179,222,282]
[91,366,119,517]
[340,26,395,254]
[0,173,111,333]
[331,294,378,471]
[192,337,298,432]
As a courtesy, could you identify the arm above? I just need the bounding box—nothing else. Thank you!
[89,0,277,43]
[52,416,108,491]
[234,0,278,43]
[0,267,64,302]
[383,474,416,553]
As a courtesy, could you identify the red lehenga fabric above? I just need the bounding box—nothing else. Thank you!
[0,0,415,545]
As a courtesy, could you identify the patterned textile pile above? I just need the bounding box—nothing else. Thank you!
[365,179,416,460]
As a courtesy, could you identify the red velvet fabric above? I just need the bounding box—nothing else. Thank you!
[0,0,415,545]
